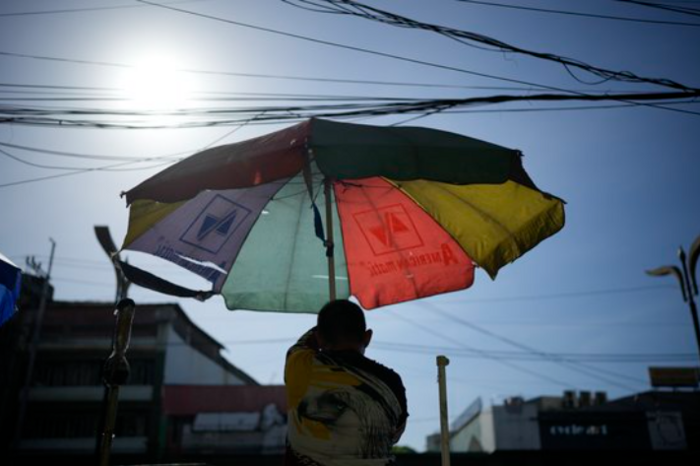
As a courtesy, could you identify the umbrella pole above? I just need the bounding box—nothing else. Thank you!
[324,179,337,301]
[97,299,136,466]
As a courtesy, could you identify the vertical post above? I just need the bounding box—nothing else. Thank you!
[436,355,450,466]
[688,298,700,363]
[13,238,56,450]
[97,299,136,466]
[679,248,700,361]
[94,226,130,303]
[324,178,337,301]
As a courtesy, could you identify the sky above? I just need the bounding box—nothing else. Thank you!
[1,0,699,452]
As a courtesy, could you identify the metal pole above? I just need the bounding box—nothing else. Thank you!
[13,238,55,450]
[688,297,700,363]
[324,178,337,301]
[94,225,130,303]
[679,248,700,361]
[97,299,136,466]
[436,355,451,466]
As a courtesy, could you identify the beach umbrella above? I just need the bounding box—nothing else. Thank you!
[119,118,564,312]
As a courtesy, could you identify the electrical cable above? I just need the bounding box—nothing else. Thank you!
[284,1,698,92]
[456,0,700,26]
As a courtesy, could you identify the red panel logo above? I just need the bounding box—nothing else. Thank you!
[353,204,424,256]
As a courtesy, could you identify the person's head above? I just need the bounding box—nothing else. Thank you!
[316,299,372,353]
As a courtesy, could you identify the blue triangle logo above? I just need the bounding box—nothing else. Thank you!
[216,212,236,235]
[197,215,219,240]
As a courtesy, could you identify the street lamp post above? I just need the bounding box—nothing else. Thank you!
[647,234,700,362]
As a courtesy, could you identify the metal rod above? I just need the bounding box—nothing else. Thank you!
[13,238,55,450]
[324,178,337,301]
[97,298,136,466]
[436,355,451,466]
[688,297,700,363]
[680,248,700,361]
[98,387,120,466]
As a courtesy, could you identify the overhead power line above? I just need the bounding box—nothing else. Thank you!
[0,161,170,189]
[0,49,562,93]
[19,317,689,363]
[0,146,181,172]
[3,89,698,129]
[0,0,207,18]
[2,0,694,121]
[387,310,576,387]
[0,141,188,161]
[285,0,698,92]
[425,304,646,388]
[0,146,175,171]
[131,0,697,117]
[443,284,677,303]
[456,0,700,26]
[0,149,181,188]
[0,81,663,95]
[133,0,607,96]
[619,0,700,17]
[371,342,697,363]
[0,112,262,189]
[4,87,674,103]
[443,100,700,114]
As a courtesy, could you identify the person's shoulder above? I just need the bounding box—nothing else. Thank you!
[361,355,408,415]
[370,356,403,381]
[358,354,405,390]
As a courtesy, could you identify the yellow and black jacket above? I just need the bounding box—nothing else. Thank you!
[284,329,408,466]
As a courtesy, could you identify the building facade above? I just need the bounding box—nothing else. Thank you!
[0,278,287,463]
[433,389,698,453]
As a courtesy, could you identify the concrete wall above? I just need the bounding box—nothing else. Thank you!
[492,404,540,451]
[164,326,245,385]
[451,416,484,452]
[451,409,496,453]
[480,410,496,452]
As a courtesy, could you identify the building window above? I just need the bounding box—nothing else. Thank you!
[32,359,156,386]
[25,410,148,438]
[33,361,101,386]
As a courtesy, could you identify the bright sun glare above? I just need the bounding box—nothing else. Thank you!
[121,55,194,111]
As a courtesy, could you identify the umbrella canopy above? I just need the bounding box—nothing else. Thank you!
[0,251,22,326]
[121,118,564,312]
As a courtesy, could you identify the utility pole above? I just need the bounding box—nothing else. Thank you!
[647,234,700,362]
[13,238,56,450]
[436,355,451,466]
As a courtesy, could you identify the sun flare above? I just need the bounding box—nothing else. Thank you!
[121,55,194,110]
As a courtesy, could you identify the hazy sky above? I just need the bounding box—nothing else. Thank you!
[1,0,699,451]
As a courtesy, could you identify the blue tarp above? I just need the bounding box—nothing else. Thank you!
[0,252,21,327]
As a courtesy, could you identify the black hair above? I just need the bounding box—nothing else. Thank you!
[317,299,366,346]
